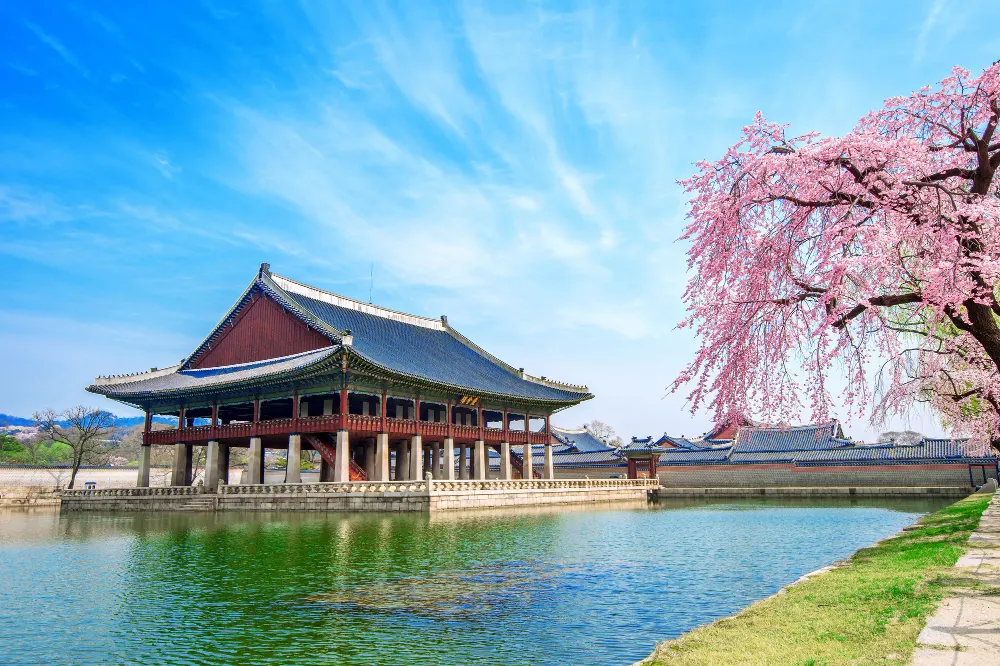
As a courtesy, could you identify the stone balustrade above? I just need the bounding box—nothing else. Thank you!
[430,478,659,491]
[62,486,203,498]
[219,481,429,495]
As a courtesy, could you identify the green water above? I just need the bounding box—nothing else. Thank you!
[0,498,949,665]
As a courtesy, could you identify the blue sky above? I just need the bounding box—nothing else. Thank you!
[2,0,999,440]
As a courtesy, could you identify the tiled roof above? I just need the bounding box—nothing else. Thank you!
[657,435,711,450]
[730,422,853,454]
[551,426,617,452]
[267,272,590,403]
[658,448,734,464]
[620,436,667,455]
[656,421,996,466]
[89,266,593,405]
[89,347,339,398]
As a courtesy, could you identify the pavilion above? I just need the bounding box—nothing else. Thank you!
[88,264,593,490]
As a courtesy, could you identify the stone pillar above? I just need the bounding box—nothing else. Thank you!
[334,430,350,482]
[248,436,264,484]
[431,442,441,479]
[365,440,376,480]
[523,441,533,480]
[136,445,151,488]
[285,434,301,483]
[399,441,410,480]
[459,444,469,479]
[474,439,486,480]
[423,447,431,475]
[544,442,554,480]
[171,442,192,486]
[500,440,512,480]
[375,433,390,481]
[219,443,230,485]
[205,440,221,490]
[321,457,333,482]
[443,437,455,480]
[409,434,423,481]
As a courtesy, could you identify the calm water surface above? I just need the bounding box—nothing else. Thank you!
[0,498,948,665]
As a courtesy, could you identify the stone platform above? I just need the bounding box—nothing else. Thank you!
[59,478,660,513]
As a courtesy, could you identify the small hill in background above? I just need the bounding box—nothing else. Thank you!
[0,413,177,428]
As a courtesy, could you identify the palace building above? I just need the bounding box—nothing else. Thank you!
[88,264,593,490]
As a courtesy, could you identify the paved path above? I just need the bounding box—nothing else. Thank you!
[911,489,1000,665]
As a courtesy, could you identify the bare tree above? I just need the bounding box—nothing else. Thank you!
[34,407,117,489]
[587,420,624,448]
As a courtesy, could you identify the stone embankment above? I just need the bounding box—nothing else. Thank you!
[60,477,660,512]
[654,486,972,499]
[911,482,1000,665]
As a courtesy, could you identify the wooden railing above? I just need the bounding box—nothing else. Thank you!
[145,416,551,445]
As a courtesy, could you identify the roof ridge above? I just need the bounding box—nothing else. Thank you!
[271,272,446,331]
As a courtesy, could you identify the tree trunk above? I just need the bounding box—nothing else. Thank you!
[68,454,82,489]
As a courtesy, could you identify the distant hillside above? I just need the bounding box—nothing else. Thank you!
[0,414,34,427]
[0,413,177,428]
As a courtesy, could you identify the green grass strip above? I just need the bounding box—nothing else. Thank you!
[645,493,992,666]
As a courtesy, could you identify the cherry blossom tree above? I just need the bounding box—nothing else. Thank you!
[672,63,1000,453]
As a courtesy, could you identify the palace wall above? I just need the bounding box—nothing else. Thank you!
[656,463,995,489]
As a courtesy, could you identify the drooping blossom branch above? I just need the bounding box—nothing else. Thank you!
[672,63,1000,452]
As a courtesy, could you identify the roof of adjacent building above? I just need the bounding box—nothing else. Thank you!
[657,420,995,466]
[551,425,617,452]
[89,266,593,406]
[619,436,668,457]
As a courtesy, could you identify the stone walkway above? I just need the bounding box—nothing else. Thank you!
[911,488,1000,665]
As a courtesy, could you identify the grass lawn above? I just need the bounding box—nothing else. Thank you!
[644,492,992,666]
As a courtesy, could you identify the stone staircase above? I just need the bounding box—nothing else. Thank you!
[170,495,217,511]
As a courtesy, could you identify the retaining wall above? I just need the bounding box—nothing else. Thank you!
[60,478,659,512]
[653,486,972,499]
[657,463,994,489]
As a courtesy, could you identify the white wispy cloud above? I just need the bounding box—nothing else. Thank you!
[25,22,90,78]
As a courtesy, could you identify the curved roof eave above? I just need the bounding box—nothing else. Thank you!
[344,348,593,407]
[86,347,343,404]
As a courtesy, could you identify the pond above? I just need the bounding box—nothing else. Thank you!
[0,497,949,665]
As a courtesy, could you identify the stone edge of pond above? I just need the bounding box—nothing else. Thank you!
[629,491,986,666]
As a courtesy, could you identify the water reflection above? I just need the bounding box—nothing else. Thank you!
[0,497,950,666]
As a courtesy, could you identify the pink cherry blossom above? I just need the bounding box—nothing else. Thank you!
[673,63,1000,453]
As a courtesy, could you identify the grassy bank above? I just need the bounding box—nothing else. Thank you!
[644,492,992,666]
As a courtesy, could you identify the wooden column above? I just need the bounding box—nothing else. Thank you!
[339,388,348,416]
[380,389,388,432]
[292,391,300,431]
[522,410,532,479]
